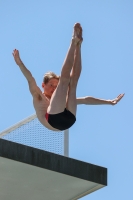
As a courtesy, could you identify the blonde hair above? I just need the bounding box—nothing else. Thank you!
[43,71,60,84]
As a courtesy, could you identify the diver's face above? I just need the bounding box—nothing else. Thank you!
[42,78,59,98]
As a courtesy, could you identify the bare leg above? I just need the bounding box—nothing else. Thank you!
[60,23,82,80]
[66,40,82,116]
[47,23,82,114]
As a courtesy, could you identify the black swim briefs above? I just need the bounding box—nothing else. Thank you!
[45,108,76,131]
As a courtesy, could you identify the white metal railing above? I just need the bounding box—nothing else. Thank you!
[0,114,69,157]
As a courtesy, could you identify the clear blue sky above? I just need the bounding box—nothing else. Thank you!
[0,0,133,199]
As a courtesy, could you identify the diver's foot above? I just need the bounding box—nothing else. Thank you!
[72,23,83,45]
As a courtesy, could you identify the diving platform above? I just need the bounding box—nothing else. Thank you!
[0,139,107,200]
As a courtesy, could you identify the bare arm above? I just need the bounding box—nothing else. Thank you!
[76,94,125,105]
[12,49,42,98]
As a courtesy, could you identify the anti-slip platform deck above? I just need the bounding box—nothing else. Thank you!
[0,139,107,200]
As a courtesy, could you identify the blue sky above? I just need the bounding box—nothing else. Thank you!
[0,0,133,199]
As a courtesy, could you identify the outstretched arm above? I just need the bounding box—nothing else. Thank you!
[76,94,124,105]
[12,49,42,98]
[13,49,34,81]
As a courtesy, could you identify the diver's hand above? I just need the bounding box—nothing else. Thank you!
[12,49,23,66]
[110,94,125,105]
